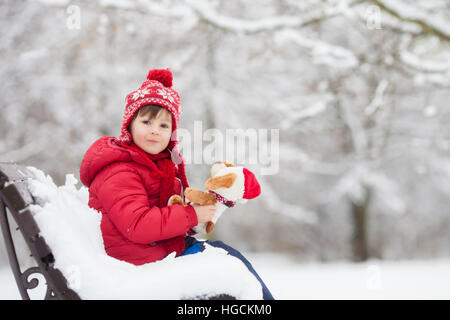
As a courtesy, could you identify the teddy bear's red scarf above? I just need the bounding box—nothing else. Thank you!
[208,190,235,208]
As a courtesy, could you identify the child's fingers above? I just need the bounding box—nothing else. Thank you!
[203,205,216,211]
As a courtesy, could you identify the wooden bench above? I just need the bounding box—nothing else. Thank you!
[0,162,80,299]
[0,162,235,300]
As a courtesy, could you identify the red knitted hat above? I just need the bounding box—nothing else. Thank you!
[119,68,189,190]
[120,68,181,148]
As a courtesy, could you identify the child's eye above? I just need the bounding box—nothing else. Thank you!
[161,124,169,128]
[142,120,150,125]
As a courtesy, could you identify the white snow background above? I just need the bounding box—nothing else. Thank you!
[1,167,449,300]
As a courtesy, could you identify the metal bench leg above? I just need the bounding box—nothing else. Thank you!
[0,198,31,299]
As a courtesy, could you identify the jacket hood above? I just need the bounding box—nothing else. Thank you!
[80,136,161,187]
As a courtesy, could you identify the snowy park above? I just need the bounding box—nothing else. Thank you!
[1,0,450,300]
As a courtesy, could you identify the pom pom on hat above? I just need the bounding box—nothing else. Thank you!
[147,69,173,88]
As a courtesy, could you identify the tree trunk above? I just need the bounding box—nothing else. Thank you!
[350,186,372,262]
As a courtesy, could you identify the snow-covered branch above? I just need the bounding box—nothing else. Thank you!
[278,143,348,177]
[1,141,46,163]
[279,95,333,130]
[330,165,406,214]
[372,0,450,41]
[337,100,369,156]
[275,30,359,69]
[395,36,450,86]
[185,0,352,34]
[399,50,450,74]
[365,79,389,116]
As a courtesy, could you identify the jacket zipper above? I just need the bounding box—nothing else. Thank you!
[175,177,184,201]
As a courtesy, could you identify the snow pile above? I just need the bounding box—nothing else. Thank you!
[25,167,262,300]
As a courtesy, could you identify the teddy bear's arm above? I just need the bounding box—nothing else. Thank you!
[168,194,184,206]
[185,188,217,205]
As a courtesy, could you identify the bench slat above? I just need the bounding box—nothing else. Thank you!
[0,163,31,187]
[16,209,40,241]
[47,269,72,295]
[0,182,34,212]
[33,236,54,265]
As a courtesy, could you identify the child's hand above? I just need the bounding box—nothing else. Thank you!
[192,204,216,224]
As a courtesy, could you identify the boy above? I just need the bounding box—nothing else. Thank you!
[80,69,273,299]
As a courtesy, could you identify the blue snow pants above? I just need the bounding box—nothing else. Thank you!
[179,236,275,300]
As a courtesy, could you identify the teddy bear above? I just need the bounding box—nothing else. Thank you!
[168,161,261,234]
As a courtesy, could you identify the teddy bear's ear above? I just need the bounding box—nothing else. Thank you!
[205,173,237,190]
[223,161,235,167]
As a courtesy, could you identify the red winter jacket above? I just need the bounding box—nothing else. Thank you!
[79,136,198,265]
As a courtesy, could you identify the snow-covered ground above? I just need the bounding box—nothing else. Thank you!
[247,254,450,300]
[1,255,449,300]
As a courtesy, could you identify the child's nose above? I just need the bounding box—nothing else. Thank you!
[150,124,160,135]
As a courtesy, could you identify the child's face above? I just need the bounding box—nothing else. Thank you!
[130,109,173,155]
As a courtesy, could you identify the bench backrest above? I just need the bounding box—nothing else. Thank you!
[0,162,80,300]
